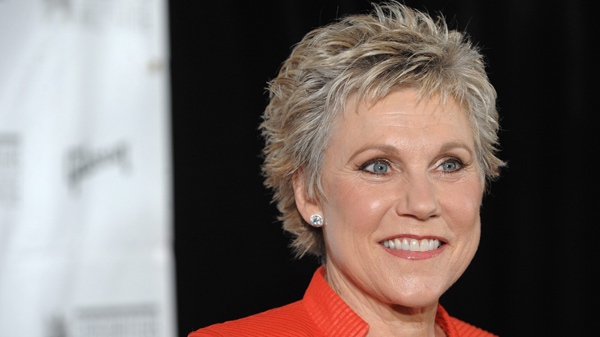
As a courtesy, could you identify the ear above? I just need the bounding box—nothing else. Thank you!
[293,171,322,223]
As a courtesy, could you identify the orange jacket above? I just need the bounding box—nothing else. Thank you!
[189,267,497,337]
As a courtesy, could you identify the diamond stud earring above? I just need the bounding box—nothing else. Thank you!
[309,214,324,227]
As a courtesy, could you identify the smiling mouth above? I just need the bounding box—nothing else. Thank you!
[381,238,442,252]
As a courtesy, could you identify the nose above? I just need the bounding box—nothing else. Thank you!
[395,174,441,220]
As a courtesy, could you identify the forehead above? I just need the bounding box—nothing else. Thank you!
[337,89,471,136]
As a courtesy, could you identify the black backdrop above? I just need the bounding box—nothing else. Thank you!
[169,1,597,336]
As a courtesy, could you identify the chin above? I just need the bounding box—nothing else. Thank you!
[383,284,446,310]
[391,295,439,310]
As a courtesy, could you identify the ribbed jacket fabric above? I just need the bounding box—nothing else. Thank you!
[189,267,497,337]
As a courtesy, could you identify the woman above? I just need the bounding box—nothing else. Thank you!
[190,1,503,336]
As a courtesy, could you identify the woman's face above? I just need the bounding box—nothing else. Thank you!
[296,88,483,311]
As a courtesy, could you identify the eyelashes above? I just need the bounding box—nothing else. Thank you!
[359,159,392,174]
[438,158,466,172]
[358,157,467,175]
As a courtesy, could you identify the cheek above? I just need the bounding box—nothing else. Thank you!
[323,178,392,232]
[442,181,483,234]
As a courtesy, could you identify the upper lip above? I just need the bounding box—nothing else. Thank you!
[379,234,447,244]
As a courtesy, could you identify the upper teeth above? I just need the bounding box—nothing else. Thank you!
[381,238,441,252]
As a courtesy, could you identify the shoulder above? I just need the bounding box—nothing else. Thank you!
[446,316,498,337]
[188,300,321,337]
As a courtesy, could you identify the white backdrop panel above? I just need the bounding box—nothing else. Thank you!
[0,0,175,336]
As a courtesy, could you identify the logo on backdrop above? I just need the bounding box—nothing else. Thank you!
[45,304,158,337]
[38,0,152,31]
[75,304,158,337]
[46,314,67,337]
[43,0,72,16]
[66,142,131,191]
[0,133,20,205]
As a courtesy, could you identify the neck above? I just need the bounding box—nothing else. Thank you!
[324,266,445,337]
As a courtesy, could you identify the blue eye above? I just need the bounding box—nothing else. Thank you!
[440,159,463,172]
[361,160,390,174]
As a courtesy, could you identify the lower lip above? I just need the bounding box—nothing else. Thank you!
[381,244,446,260]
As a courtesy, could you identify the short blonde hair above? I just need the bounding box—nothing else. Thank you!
[260,1,504,259]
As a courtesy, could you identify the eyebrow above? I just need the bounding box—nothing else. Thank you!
[348,144,398,163]
[348,141,474,162]
[439,141,474,156]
